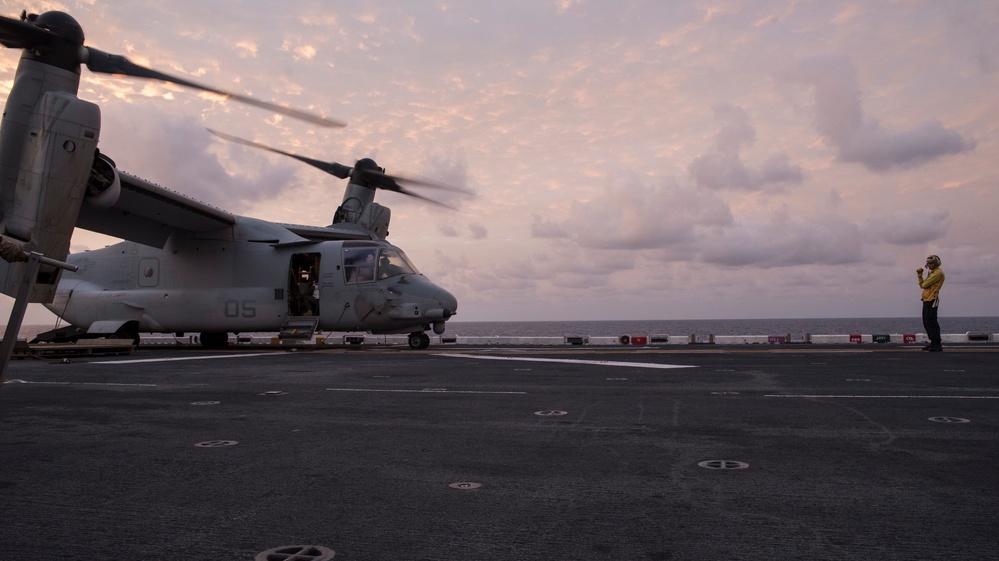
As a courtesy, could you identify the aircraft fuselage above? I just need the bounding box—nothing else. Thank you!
[46,225,457,338]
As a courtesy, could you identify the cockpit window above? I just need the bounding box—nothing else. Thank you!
[377,248,419,279]
[343,248,377,284]
[343,247,418,284]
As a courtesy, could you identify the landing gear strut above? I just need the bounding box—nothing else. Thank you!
[408,332,430,350]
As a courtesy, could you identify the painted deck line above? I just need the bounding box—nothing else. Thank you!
[436,353,698,369]
[4,380,158,387]
[326,388,526,395]
[90,352,283,364]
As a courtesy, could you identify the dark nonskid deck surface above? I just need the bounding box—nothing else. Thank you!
[2,346,997,560]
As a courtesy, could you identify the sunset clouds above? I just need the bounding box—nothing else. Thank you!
[2,0,996,323]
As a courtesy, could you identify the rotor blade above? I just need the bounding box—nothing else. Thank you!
[0,14,53,48]
[211,129,467,208]
[84,47,346,128]
[354,169,461,209]
[207,129,352,178]
[399,189,458,210]
[380,182,459,210]
[372,170,473,194]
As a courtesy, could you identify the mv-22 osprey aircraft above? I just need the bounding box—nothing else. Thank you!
[0,10,460,351]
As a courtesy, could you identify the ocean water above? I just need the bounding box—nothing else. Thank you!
[14,316,999,341]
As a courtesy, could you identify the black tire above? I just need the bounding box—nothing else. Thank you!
[408,332,430,350]
[200,332,229,349]
[113,324,141,347]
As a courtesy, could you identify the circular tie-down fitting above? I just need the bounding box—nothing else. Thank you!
[929,416,971,424]
[255,545,335,561]
[194,440,239,448]
[448,482,482,490]
[698,460,750,470]
[535,410,568,417]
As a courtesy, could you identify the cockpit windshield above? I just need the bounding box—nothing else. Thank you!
[343,247,419,284]
[377,248,419,279]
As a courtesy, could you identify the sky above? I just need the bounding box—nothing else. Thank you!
[1,0,997,325]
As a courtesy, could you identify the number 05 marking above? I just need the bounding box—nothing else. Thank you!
[224,299,256,318]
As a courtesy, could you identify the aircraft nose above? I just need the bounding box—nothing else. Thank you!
[436,287,458,316]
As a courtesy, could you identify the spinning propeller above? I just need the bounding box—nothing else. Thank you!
[207,129,471,208]
[0,10,344,128]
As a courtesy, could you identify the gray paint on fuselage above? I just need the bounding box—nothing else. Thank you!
[49,232,450,335]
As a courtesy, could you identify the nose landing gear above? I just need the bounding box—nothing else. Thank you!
[408,331,431,350]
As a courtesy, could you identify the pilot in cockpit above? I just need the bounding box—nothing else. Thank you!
[355,252,375,282]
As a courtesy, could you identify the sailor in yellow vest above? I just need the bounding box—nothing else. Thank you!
[916,255,945,352]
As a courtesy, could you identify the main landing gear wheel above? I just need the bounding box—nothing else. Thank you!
[200,332,229,349]
[408,332,431,350]
[113,325,140,347]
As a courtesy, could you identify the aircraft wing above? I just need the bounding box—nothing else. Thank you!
[75,171,236,247]
[280,222,378,243]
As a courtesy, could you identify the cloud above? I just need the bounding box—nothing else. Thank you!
[468,222,488,239]
[437,224,460,237]
[940,245,999,287]
[689,151,804,192]
[416,150,477,209]
[530,214,570,239]
[437,222,486,239]
[695,212,865,268]
[8,0,999,324]
[557,171,867,269]
[688,104,803,192]
[783,54,975,172]
[518,248,632,290]
[566,173,733,250]
[99,106,297,212]
[864,209,950,245]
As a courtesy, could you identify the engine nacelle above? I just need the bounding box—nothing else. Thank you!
[0,89,101,302]
[85,152,120,209]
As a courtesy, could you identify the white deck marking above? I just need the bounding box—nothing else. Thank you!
[90,353,282,364]
[4,380,157,387]
[766,394,999,399]
[326,388,526,395]
[436,353,697,370]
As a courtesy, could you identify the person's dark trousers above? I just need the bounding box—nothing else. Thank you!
[922,300,942,348]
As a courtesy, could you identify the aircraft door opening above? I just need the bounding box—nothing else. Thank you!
[288,253,321,317]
